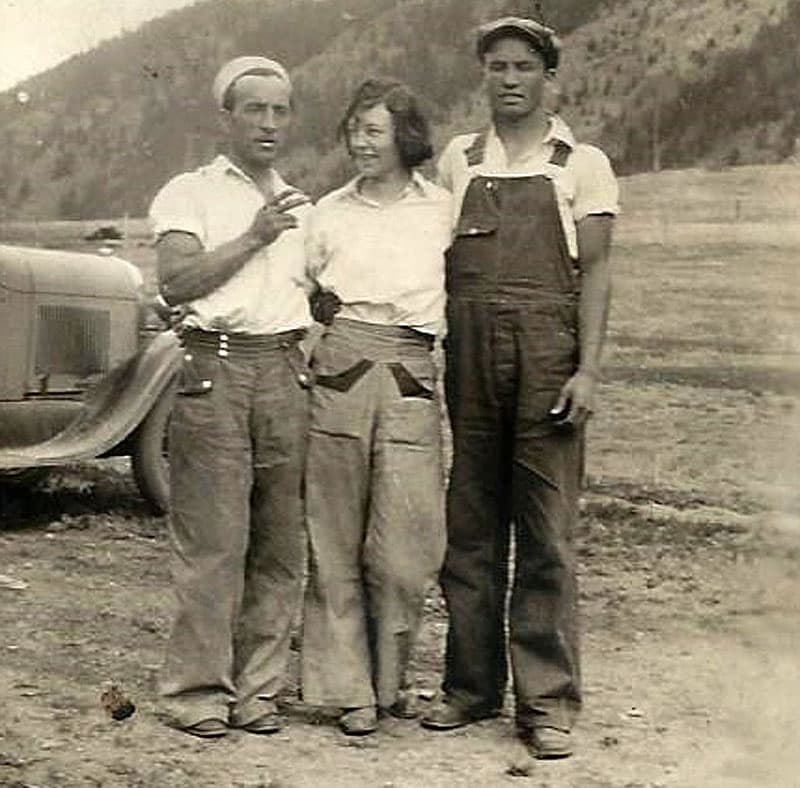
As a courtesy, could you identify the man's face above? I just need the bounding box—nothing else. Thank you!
[222,74,292,171]
[482,36,550,120]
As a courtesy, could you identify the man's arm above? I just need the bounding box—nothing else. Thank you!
[157,190,308,306]
[576,214,614,378]
[553,213,614,426]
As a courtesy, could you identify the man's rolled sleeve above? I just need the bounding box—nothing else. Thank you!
[149,173,206,244]
[572,145,620,222]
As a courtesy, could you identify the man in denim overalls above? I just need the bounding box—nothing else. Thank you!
[421,18,619,759]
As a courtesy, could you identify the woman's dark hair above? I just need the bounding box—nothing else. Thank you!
[338,78,434,169]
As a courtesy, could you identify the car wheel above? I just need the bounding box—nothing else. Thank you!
[131,385,174,515]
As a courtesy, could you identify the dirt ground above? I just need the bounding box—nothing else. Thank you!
[1,469,799,788]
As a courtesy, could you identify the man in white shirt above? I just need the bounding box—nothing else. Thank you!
[421,18,619,760]
[149,56,311,739]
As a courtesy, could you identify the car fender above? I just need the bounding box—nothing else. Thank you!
[0,330,182,469]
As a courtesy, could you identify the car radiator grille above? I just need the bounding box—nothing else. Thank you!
[35,305,111,385]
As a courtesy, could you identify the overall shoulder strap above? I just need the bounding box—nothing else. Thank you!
[548,139,572,167]
[463,130,490,167]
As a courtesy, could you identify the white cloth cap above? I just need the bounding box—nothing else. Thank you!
[212,56,291,108]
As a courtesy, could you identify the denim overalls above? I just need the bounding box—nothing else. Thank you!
[441,132,583,728]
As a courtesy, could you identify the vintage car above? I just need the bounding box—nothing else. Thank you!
[0,244,181,513]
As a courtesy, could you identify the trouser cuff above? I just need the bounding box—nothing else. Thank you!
[229,696,280,727]
[516,697,580,731]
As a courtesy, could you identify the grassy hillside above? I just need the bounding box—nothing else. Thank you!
[439,0,798,170]
[0,0,400,219]
[0,0,603,219]
[0,0,798,220]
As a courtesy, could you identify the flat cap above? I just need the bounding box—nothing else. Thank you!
[476,17,561,70]
[212,56,291,109]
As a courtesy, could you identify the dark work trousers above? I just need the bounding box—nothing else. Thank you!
[302,319,446,710]
[160,329,309,729]
[441,172,583,730]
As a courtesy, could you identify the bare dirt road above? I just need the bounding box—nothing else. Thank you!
[1,468,798,788]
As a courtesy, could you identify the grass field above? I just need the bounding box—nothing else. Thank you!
[597,164,800,519]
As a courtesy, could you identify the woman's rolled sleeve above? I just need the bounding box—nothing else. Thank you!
[304,205,332,282]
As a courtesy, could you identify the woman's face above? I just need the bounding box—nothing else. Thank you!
[346,102,405,179]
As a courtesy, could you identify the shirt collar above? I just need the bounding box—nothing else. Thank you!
[338,170,430,206]
[208,154,288,192]
[485,114,576,166]
[542,114,576,149]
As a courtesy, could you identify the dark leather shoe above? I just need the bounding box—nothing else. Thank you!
[520,725,573,759]
[381,691,418,720]
[420,695,499,731]
[339,706,378,735]
[242,711,283,735]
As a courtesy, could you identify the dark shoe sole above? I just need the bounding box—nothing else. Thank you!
[386,707,419,720]
[380,702,419,720]
[420,709,499,731]
[520,727,573,759]
[179,718,228,739]
[339,708,378,736]
[535,749,572,760]
[242,715,283,735]
[339,723,378,736]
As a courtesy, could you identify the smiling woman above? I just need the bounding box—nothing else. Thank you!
[300,78,451,737]
[338,79,434,194]
[345,103,403,181]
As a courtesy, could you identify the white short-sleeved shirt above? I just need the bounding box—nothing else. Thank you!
[149,154,312,334]
[305,172,452,336]
[437,115,619,259]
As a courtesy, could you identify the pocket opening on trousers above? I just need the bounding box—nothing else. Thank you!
[388,362,434,400]
[314,358,374,393]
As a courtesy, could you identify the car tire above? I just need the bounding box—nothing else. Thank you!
[131,386,174,515]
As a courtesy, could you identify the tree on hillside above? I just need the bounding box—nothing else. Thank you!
[58,187,81,220]
[16,178,31,208]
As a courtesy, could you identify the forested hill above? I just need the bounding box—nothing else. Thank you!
[1,0,798,221]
